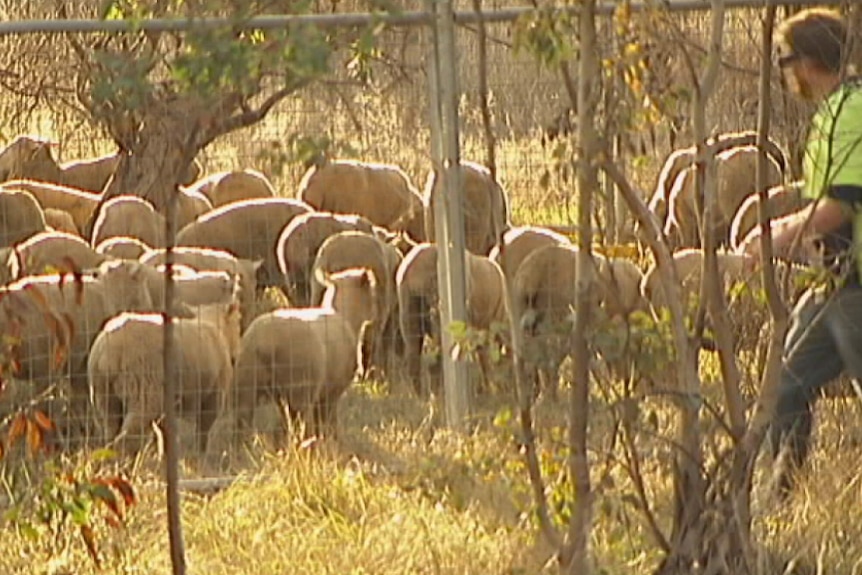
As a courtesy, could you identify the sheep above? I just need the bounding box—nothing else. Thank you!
[640,248,808,353]
[309,230,403,308]
[665,145,784,249]
[143,264,240,315]
[175,187,213,230]
[488,225,573,281]
[594,254,649,321]
[90,195,166,250]
[14,230,110,277]
[309,230,404,376]
[62,154,201,193]
[276,211,376,307]
[88,300,241,454]
[0,259,156,446]
[58,153,120,193]
[186,169,276,208]
[0,187,47,247]
[95,236,154,260]
[510,244,601,397]
[424,161,510,255]
[43,208,79,236]
[0,180,101,234]
[0,137,203,192]
[728,182,808,251]
[396,242,508,396]
[0,135,65,185]
[175,197,313,289]
[140,246,262,331]
[297,159,426,242]
[644,131,789,238]
[229,268,378,442]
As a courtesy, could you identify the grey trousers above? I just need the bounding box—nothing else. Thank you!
[771,283,862,472]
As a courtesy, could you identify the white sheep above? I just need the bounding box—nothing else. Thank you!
[665,145,784,249]
[1,179,101,235]
[185,169,276,208]
[0,259,156,446]
[176,197,313,289]
[229,268,379,443]
[297,159,426,242]
[396,243,508,396]
[90,195,166,249]
[88,300,241,454]
[424,161,510,256]
[141,246,262,332]
[14,230,110,277]
[0,188,47,247]
[276,211,376,307]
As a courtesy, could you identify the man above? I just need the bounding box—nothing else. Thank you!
[740,7,862,495]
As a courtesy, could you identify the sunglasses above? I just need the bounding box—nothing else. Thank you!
[777,53,801,68]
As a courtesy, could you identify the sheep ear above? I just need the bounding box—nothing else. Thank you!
[252,259,264,272]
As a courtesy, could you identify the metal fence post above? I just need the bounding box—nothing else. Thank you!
[427,0,471,430]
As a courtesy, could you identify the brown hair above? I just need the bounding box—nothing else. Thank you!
[776,7,848,73]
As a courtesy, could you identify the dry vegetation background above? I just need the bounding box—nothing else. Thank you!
[0,2,861,574]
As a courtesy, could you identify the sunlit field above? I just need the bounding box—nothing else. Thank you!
[0,3,861,573]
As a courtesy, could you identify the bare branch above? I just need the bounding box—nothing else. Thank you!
[209,81,309,140]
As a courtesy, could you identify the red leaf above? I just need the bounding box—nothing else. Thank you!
[7,412,26,447]
[109,477,137,508]
[104,514,121,529]
[79,524,101,568]
[25,419,43,456]
[91,481,123,522]
[32,410,56,432]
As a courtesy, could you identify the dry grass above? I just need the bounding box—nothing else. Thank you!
[2,379,861,574]
[0,11,858,573]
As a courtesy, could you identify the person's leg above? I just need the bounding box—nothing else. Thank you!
[824,285,862,378]
[772,288,845,476]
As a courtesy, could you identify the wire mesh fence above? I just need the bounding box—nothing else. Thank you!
[0,0,857,491]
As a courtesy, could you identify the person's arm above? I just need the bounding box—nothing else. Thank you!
[740,196,850,260]
[771,197,849,255]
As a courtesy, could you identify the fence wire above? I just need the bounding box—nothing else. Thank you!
[0,1,858,489]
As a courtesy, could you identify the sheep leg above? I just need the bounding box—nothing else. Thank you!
[89,375,120,448]
[114,373,163,455]
[312,395,339,439]
[191,389,223,454]
[475,346,493,395]
[113,410,155,455]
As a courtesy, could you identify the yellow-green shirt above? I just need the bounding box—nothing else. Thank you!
[803,80,862,279]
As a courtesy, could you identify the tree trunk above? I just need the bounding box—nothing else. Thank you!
[104,104,202,211]
[85,96,208,238]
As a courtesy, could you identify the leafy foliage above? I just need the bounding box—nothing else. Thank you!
[1,407,135,568]
[62,0,387,159]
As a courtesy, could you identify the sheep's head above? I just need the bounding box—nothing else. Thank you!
[97,259,155,312]
[319,267,380,335]
[0,135,58,183]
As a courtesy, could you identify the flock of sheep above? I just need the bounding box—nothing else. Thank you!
[0,130,813,463]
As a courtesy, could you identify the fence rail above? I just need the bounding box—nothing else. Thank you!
[0,0,847,35]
